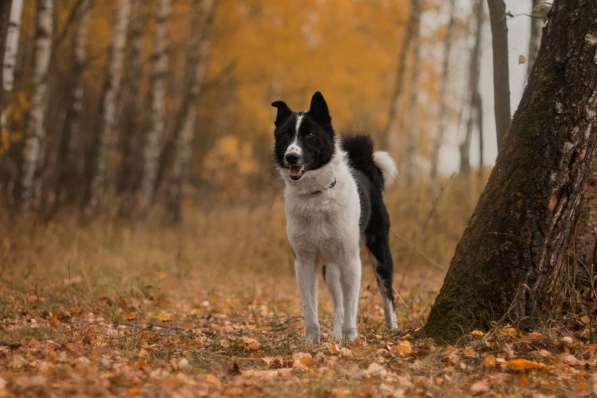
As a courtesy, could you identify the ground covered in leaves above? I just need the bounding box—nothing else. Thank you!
[0,193,595,397]
[0,270,595,398]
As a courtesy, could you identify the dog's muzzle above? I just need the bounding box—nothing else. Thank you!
[284,153,305,181]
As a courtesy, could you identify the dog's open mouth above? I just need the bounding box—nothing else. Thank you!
[289,165,305,181]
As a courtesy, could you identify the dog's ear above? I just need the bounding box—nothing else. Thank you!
[271,100,292,128]
[308,91,331,126]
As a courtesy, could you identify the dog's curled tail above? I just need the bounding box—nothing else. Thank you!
[373,151,398,186]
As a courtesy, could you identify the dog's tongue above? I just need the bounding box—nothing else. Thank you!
[289,165,304,178]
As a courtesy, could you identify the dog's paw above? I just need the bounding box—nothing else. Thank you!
[305,326,321,345]
[386,319,398,331]
[342,328,359,342]
[331,327,343,342]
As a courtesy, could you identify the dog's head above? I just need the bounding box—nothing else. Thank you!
[272,91,335,182]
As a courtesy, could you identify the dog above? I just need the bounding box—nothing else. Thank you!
[272,91,398,343]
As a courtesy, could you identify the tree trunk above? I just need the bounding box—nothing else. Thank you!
[161,0,216,223]
[1,0,24,135]
[0,0,12,108]
[404,23,421,186]
[527,0,543,75]
[429,0,456,184]
[384,0,421,155]
[487,0,511,153]
[53,0,92,210]
[573,149,597,321]
[424,0,597,342]
[18,0,53,209]
[459,1,483,176]
[84,0,131,213]
[138,0,171,214]
[117,0,144,210]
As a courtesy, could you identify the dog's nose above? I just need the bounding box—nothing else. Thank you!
[285,153,300,165]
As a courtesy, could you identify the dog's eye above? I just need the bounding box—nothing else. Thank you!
[305,132,314,138]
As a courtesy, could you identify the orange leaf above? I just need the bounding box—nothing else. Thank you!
[483,354,497,368]
[292,352,313,368]
[393,340,413,357]
[503,358,546,371]
[240,337,261,351]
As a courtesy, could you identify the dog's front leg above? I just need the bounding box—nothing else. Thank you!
[341,256,362,342]
[294,255,320,344]
[323,263,344,341]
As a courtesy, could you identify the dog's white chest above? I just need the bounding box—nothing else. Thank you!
[284,181,360,262]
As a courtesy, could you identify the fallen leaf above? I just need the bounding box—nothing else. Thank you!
[463,346,477,358]
[393,340,412,357]
[560,353,581,367]
[325,387,350,398]
[518,54,526,64]
[205,374,221,389]
[483,354,497,368]
[503,358,546,371]
[339,347,353,358]
[470,380,490,393]
[499,326,517,337]
[157,312,172,322]
[262,356,284,368]
[470,330,485,338]
[240,337,260,351]
[293,352,313,368]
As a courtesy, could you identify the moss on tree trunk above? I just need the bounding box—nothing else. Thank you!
[424,0,597,342]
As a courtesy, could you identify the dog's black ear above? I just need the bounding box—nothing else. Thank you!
[271,100,292,127]
[308,91,331,126]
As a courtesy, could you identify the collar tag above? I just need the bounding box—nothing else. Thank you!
[310,178,336,195]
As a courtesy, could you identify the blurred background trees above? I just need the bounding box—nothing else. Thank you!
[0,0,574,224]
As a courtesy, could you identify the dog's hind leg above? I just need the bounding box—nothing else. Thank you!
[294,254,320,344]
[366,232,398,330]
[340,256,362,341]
[323,264,344,341]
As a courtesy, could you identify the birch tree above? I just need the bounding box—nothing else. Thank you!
[54,0,92,208]
[429,0,455,184]
[424,0,597,342]
[84,0,131,212]
[404,18,422,186]
[459,1,483,176]
[384,0,421,155]
[19,0,53,209]
[527,0,543,74]
[138,0,171,214]
[162,0,216,223]
[487,0,511,153]
[1,0,24,135]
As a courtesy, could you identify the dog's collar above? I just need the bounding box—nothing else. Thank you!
[309,178,336,195]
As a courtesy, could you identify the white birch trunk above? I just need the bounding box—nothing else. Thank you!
[385,0,421,155]
[429,0,455,184]
[1,0,24,133]
[139,0,171,213]
[527,0,543,75]
[165,0,216,222]
[459,1,484,176]
[404,34,421,186]
[19,0,53,209]
[85,0,131,211]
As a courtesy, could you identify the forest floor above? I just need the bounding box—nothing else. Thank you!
[0,190,595,397]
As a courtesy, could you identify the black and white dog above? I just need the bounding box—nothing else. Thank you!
[272,91,398,343]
